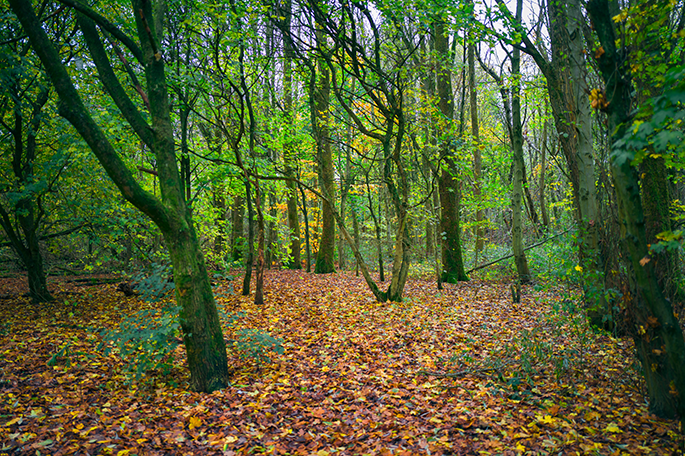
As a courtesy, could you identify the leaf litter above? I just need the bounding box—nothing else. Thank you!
[0,271,681,455]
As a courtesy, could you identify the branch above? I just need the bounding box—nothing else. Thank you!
[466,229,572,274]
[55,0,144,64]
[77,14,155,149]
[9,0,171,232]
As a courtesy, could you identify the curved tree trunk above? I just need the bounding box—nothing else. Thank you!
[9,0,230,392]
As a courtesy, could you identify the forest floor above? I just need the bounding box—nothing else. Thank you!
[0,270,681,455]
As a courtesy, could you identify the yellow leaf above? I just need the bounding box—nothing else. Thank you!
[429,416,443,424]
[188,416,202,430]
[515,442,526,452]
[5,417,22,426]
[539,414,555,424]
[225,435,238,443]
[574,265,583,273]
[605,422,621,433]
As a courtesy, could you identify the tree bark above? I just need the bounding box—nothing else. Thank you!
[467,9,484,253]
[312,27,336,274]
[435,20,468,283]
[230,194,244,262]
[511,0,531,283]
[283,0,302,269]
[587,0,685,419]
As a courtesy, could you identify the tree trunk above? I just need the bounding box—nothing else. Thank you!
[435,20,468,283]
[468,15,484,253]
[165,222,230,393]
[2,85,54,303]
[212,186,227,258]
[298,184,312,272]
[242,181,254,295]
[511,0,531,283]
[312,28,335,274]
[230,195,244,262]
[283,0,301,269]
[366,173,385,282]
[587,0,685,419]
[539,115,551,229]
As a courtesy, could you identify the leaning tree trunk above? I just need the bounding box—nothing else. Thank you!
[165,219,230,393]
[8,0,230,392]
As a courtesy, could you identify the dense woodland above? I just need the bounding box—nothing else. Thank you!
[1,0,685,453]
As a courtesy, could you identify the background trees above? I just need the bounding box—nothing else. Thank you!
[3,0,685,418]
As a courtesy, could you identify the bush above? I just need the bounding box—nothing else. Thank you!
[96,263,179,384]
[228,328,284,365]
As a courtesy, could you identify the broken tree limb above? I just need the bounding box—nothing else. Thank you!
[466,229,572,274]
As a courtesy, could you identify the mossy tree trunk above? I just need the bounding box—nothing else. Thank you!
[434,19,468,283]
[587,0,685,419]
[312,27,336,274]
[510,5,531,283]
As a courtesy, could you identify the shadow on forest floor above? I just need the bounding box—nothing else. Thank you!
[0,270,681,455]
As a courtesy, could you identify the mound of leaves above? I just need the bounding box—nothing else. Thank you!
[0,271,681,455]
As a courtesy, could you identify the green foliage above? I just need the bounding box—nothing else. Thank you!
[96,265,179,384]
[227,328,284,365]
[97,301,182,384]
[133,262,175,302]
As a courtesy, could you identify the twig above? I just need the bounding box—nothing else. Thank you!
[466,229,572,274]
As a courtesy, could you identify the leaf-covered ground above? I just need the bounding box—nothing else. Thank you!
[0,270,681,455]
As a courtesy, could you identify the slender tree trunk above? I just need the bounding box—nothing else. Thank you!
[312,28,335,274]
[230,195,244,262]
[366,172,385,282]
[468,14,484,253]
[283,0,301,269]
[298,184,312,272]
[539,115,551,229]
[254,184,265,305]
[213,186,227,257]
[352,205,361,277]
[266,192,277,268]
[511,0,531,283]
[242,179,254,295]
